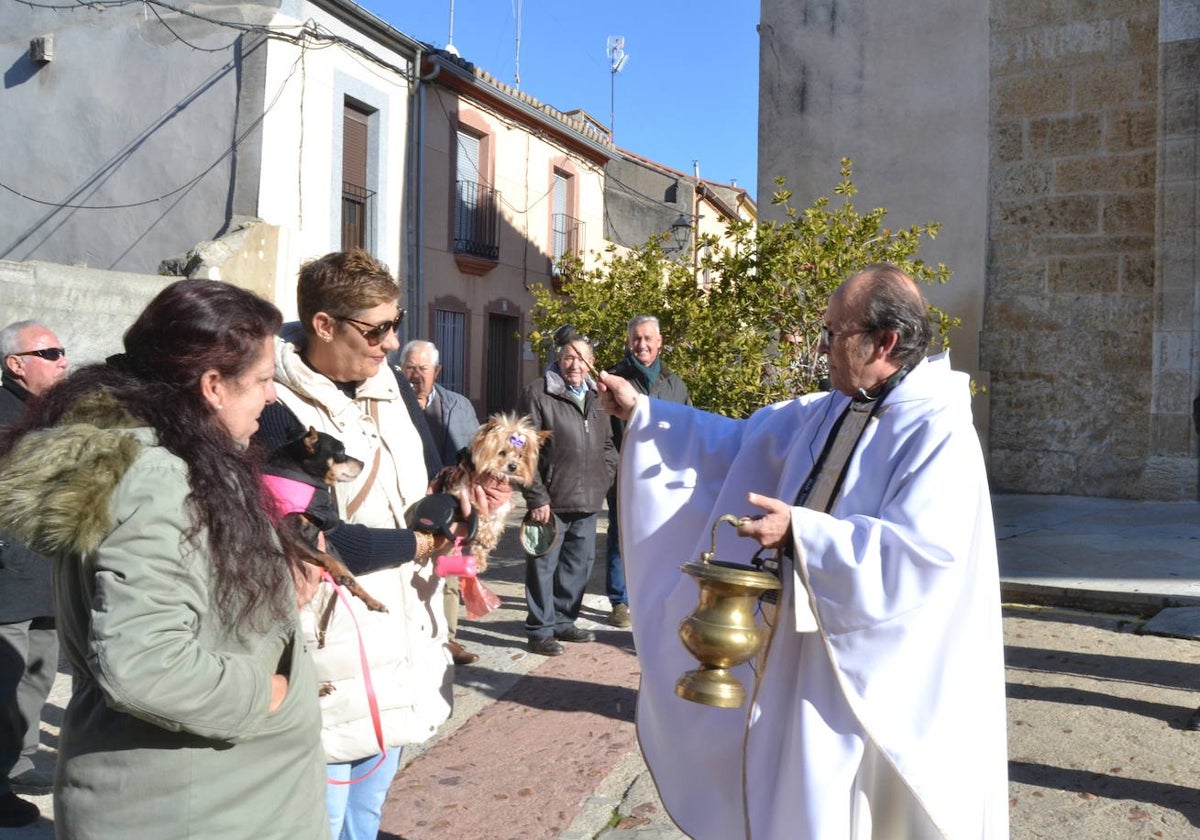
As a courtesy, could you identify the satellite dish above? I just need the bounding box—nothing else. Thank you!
[445,43,461,57]
[607,35,627,73]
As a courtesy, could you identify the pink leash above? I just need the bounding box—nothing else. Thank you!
[321,569,388,785]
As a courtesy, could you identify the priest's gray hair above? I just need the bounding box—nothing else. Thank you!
[854,264,933,369]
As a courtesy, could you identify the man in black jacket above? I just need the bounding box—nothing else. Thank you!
[604,316,690,628]
[519,335,617,656]
[0,320,68,827]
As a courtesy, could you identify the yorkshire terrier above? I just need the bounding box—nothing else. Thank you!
[434,413,549,571]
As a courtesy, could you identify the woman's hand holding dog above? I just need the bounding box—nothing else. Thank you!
[427,482,509,558]
[292,558,324,610]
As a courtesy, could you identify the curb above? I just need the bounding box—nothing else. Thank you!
[1000,582,1200,617]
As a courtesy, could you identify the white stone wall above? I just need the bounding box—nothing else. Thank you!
[0,261,174,366]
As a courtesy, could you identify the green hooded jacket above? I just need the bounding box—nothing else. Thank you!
[0,395,328,839]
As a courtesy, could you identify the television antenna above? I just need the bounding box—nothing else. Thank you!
[445,0,459,56]
[514,0,523,88]
[606,36,628,138]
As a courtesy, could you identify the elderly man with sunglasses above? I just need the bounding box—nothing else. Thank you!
[0,321,69,827]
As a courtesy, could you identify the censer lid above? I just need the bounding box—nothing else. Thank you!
[680,559,781,591]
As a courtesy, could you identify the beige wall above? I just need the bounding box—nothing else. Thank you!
[416,86,608,412]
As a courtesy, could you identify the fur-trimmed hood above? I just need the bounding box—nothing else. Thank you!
[0,390,146,558]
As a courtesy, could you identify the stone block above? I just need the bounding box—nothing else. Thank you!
[1105,107,1157,153]
[1152,374,1193,416]
[1048,255,1119,293]
[1160,283,1197,331]
[991,290,1059,327]
[1078,455,1154,497]
[1054,152,1155,192]
[1074,61,1151,110]
[1030,234,1152,257]
[992,20,1118,73]
[1123,14,1159,58]
[988,265,1047,299]
[1100,0,1163,20]
[1159,253,1198,294]
[993,120,1025,164]
[992,162,1053,200]
[988,448,1077,495]
[1163,38,1200,92]
[1161,137,1197,182]
[1030,114,1103,157]
[1101,192,1156,235]
[1161,182,1198,232]
[994,71,1073,118]
[1162,89,1199,137]
[1133,456,1198,501]
[996,195,1100,235]
[1157,330,1193,375]
[1119,252,1154,291]
[990,2,1061,32]
[1064,292,1152,331]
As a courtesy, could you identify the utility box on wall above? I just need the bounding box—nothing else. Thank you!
[29,35,54,64]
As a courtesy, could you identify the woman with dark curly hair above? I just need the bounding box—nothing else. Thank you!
[0,279,328,840]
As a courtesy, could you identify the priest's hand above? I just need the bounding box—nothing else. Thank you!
[596,370,638,421]
[739,493,793,549]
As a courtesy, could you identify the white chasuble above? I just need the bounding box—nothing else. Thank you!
[617,352,1009,840]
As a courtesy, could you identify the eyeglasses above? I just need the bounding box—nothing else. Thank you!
[401,364,435,375]
[10,347,66,361]
[336,312,405,346]
[819,325,871,345]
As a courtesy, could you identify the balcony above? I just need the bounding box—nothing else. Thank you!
[550,213,583,289]
[551,212,583,262]
[454,180,500,275]
[341,181,376,252]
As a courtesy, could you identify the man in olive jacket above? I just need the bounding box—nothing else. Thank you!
[604,316,690,628]
[0,320,69,827]
[518,335,617,657]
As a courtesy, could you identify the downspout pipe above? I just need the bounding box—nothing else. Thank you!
[406,53,441,339]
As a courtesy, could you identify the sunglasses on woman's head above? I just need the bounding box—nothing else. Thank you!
[336,313,405,346]
[10,347,66,361]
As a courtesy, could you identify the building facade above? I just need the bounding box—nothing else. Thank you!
[0,0,422,318]
[410,51,614,415]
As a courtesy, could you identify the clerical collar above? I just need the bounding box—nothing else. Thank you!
[852,364,912,404]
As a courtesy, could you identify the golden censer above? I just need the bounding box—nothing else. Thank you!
[676,514,782,709]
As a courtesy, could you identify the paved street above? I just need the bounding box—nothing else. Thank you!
[7,494,1200,839]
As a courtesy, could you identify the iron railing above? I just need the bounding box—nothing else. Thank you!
[454,180,500,261]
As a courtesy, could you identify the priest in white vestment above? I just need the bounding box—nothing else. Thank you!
[597,265,1009,840]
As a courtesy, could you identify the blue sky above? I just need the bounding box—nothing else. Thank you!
[359,0,761,199]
